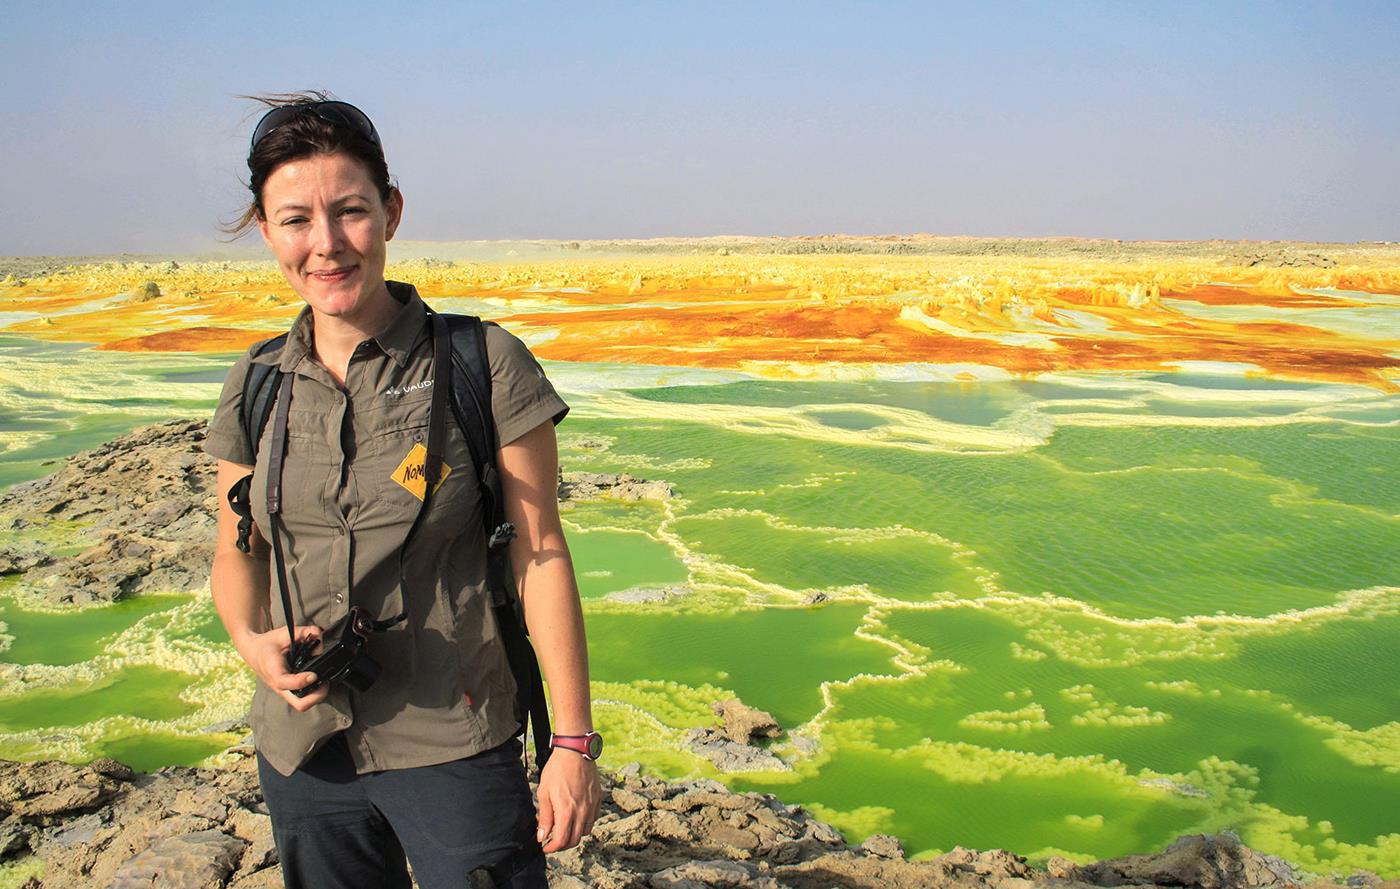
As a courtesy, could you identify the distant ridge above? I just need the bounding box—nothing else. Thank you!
[5,234,1398,276]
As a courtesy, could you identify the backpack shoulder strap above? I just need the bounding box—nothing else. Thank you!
[239,333,289,463]
[443,315,499,523]
[441,313,553,769]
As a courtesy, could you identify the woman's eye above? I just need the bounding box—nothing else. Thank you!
[280,216,309,226]
[340,206,368,217]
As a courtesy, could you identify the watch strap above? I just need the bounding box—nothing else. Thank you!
[549,731,603,760]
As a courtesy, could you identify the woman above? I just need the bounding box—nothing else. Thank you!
[206,94,601,888]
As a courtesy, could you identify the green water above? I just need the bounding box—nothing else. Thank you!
[560,373,1400,871]
[632,379,1024,426]
[0,665,197,731]
[0,593,187,665]
[838,607,1400,847]
[0,337,1396,875]
[568,526,688,600]
[738,743,1211,861]
[566,413,1397,620]
[96,733,237,773]
[675,512,985,601]
[590,604,896,727]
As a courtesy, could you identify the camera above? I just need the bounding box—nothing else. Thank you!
[285,607,382,697]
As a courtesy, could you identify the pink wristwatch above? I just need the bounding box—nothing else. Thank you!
[549,731,604,761]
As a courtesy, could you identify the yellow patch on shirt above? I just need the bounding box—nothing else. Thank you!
[391,442,453,501]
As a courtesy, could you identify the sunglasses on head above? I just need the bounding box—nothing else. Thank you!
[249,100,381,153]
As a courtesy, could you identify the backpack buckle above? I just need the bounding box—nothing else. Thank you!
[488,522,516,549]
[227,474,256,554]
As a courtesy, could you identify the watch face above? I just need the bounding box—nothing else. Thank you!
[586,732,604,760]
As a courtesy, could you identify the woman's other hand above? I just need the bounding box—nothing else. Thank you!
[235,624,329,711]
[535,749,602,853]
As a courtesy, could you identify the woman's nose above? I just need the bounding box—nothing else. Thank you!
[311,216,343,255]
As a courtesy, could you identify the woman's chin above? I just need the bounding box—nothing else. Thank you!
[299,284,401,330]
[299,279,369,315]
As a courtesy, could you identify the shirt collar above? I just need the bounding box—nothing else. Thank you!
[263,281,427,373]
[374,281,428,369]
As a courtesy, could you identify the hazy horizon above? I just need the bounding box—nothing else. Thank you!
[5,1,1398,256]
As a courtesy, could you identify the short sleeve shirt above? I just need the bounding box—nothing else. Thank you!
[204,281,569,776]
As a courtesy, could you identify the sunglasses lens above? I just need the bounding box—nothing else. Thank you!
[317,102,377,141]
[249,106,299,150]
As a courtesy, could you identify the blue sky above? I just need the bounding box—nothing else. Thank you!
[3,1,1397,254]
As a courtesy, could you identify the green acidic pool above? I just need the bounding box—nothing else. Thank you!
[567,527,688,600]
[1,344,1396,875]
[95,733,239,773]
[0,593,189,665]
[588,604,897,728]
[0,665,198,731]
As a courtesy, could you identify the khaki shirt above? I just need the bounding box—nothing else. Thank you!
[205,281,569,776]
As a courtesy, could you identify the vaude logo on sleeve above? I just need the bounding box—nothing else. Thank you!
[382,379,433,398]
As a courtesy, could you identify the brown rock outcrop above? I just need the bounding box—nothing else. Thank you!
[1072,833,1305,889]
[711,698,781,745]
[558,471,675,502]
[0,420,217,605]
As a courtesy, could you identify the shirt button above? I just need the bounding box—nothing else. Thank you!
[337,715,351,728]
[333,592,345,603]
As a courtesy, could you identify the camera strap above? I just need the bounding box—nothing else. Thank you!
[264,313,452,649]
[265,372,299,654]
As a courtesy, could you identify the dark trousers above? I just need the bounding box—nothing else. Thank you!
[258,734,547,889]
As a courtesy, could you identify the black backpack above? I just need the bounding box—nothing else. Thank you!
[235,313,552,768]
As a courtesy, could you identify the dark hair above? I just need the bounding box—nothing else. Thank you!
[226,91,395,237]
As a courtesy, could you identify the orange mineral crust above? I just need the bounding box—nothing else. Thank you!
[4,250,1399,389]
[1159,284,1371,308]
[0,264,298,350]
[99,327,276,353]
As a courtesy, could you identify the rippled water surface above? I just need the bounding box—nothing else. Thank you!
[1,333,1396,875]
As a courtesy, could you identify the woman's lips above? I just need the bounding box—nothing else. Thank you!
[309,266,355,282]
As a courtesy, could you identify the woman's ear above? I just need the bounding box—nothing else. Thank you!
[385,188,404,241]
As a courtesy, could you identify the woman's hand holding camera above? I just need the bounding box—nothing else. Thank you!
[233,625,328,711]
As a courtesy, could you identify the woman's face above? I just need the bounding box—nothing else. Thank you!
[257,151,403,324]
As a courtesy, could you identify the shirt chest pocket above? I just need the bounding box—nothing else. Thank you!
[358,410,482,540]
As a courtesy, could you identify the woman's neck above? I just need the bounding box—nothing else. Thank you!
[309,285,401,385]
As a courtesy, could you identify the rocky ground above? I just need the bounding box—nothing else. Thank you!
[0,422,1395,887]
[0,420,219,606]
[5,750,1386,889]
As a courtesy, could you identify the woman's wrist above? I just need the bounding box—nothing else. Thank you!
[228,625,273,666]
